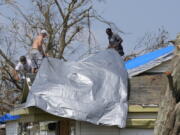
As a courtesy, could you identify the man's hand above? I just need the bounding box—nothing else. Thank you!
[108,44,116,49]
[13,70,20,81]
[108,45,112,49]
[43,53,46,58]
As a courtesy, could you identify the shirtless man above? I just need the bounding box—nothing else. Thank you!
[30,30,48,73]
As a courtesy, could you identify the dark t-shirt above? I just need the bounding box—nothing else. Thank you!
[108,33,124,56]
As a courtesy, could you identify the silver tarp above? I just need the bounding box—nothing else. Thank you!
[25,49,128,128]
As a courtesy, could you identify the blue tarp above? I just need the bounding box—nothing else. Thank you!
[125,45,175,70]
[0,114,20,123]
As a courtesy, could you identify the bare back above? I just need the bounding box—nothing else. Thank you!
[32,35,43,51]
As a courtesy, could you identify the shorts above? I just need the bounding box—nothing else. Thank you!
[30,49,43,69]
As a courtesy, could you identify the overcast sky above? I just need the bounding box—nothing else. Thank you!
[93,0,180,54]
[1,0,180,58]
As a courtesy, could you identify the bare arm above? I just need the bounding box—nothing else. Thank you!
[38,37,46,57]
[39,45,45,57]
[13,70,20,81]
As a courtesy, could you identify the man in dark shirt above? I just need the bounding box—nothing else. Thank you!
[106,28,124,56]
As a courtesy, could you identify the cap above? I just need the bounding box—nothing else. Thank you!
[40,29,48,35]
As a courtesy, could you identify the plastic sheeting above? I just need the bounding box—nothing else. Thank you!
[0,114,20,123]
[25,49,128,128]
[125,45,175,77]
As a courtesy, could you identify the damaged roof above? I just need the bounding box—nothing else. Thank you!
[125,45,175,77]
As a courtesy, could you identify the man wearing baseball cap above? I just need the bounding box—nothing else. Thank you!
[30,29,48,73]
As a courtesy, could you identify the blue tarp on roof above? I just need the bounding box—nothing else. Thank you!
[125,45,175,70]
[0,114,20,123]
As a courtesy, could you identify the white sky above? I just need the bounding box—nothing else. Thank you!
[1,0,180,59]
[93,0,180,54]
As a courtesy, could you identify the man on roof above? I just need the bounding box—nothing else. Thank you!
[106,28,125,56]
[30,29,48,73]
[14,56,32,80]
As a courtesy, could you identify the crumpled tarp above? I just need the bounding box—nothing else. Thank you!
[125,45,175,77]
[25,49,128,128]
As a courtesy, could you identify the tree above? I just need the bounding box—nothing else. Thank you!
[0,0,118,113]
[0,26,22,115]
[154,36,180,135]
[1,0,116,59]
[125,27,169,61]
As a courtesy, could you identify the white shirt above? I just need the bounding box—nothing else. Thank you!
[15,59,32,73]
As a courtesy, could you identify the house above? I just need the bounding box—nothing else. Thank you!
[5,45,175,135]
